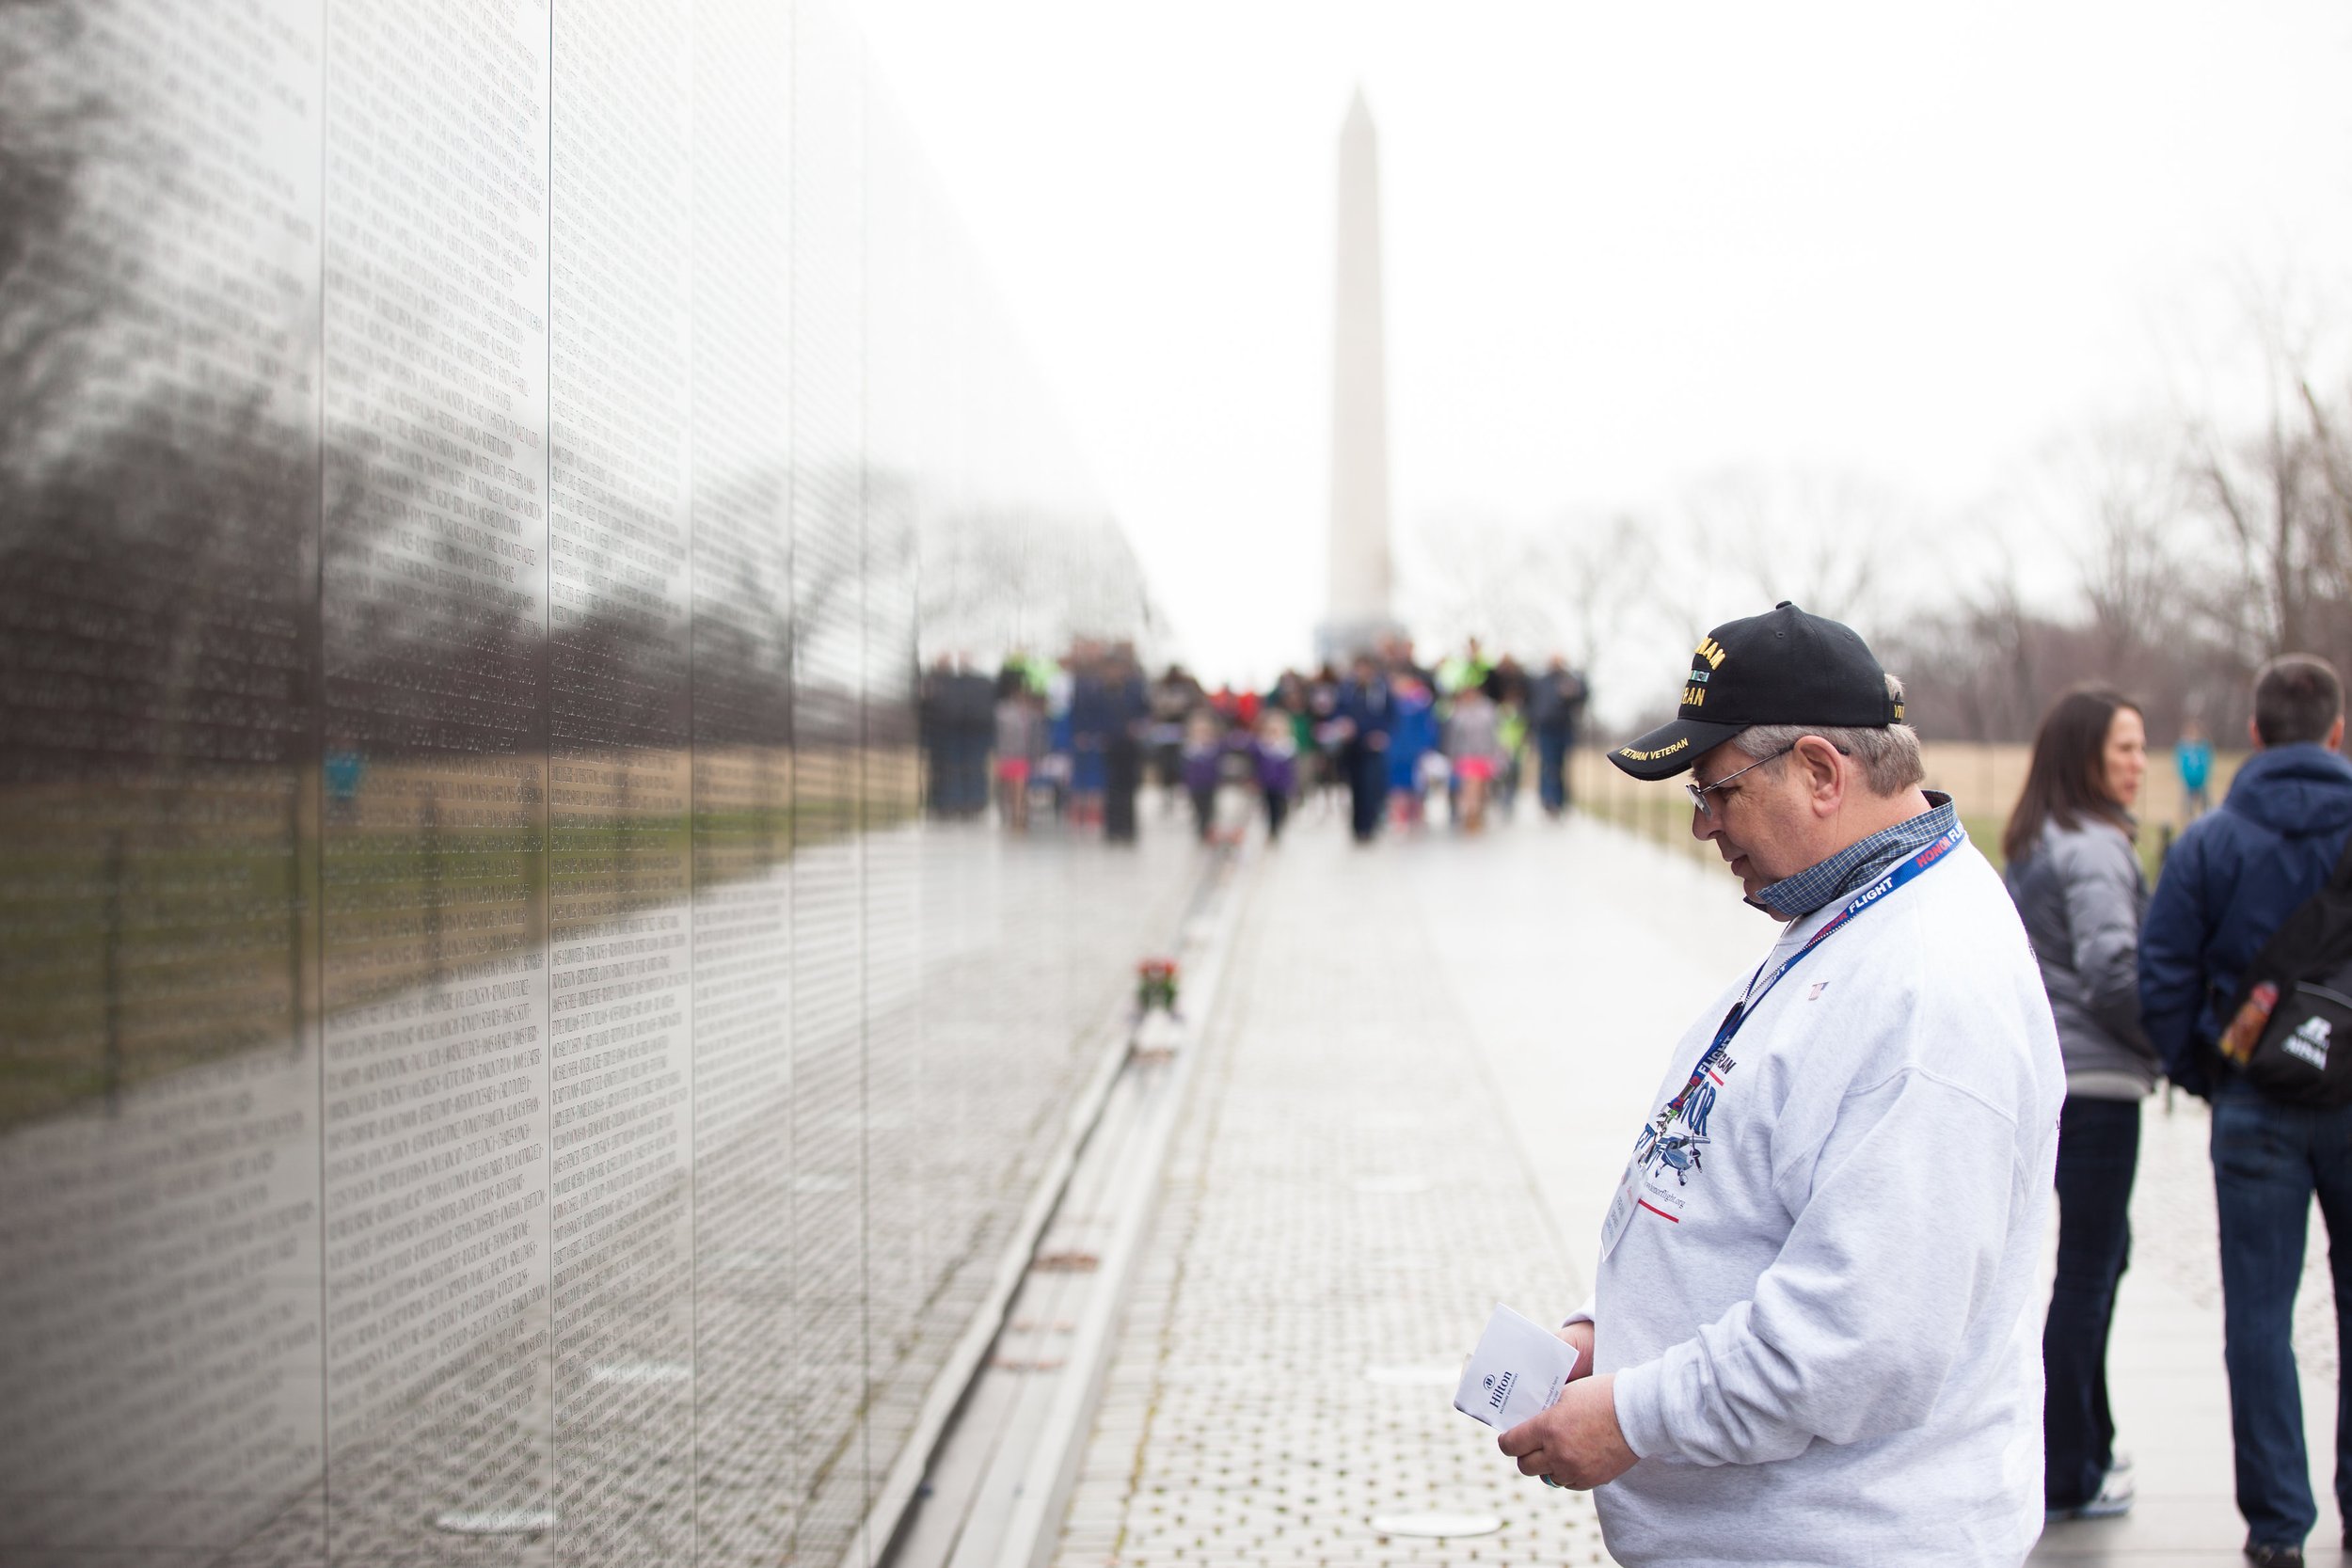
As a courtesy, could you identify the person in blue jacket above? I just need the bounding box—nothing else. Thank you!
[1333,656,1393,843]
[1386,673,1439,826]
[2139,655,2352,1568]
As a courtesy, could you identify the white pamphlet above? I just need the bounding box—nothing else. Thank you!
[1453,1303,1581,1431]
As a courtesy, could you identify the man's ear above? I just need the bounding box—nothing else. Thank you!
[1793,736,1845,802]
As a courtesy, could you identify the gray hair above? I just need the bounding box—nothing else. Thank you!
[1735,675,1924,797]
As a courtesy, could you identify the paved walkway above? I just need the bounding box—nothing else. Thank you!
[1048,802,2344,1567]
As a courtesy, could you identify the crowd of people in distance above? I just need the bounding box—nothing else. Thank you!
[917,637,1592,846]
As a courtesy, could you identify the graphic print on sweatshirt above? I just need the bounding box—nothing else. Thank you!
[1627,1038,1739,1220]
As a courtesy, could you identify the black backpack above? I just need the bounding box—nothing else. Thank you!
[2218,832,2352,1108]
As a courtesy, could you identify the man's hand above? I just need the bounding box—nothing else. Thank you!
[1498,1373,1638,1490]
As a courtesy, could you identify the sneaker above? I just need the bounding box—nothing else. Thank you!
[2243,1545,2303,1568]
[2044,1467,2135,1522]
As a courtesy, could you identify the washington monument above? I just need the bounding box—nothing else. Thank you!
[1321,87,1397,662]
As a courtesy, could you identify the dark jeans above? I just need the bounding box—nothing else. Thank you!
[1536,728,1571,815]
[2045,1095,2140,1510]
[1346,746,1386,841]
[2211,1080,2352,1547]
[928,736,990,816]
[1104,733,1141,843]
[1188,784,1217,842]
[1263,786,1289,842]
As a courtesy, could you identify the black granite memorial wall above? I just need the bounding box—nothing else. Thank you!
[0,2,1175,1564]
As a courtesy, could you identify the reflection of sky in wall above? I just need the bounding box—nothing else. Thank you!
[853,0,2352,697]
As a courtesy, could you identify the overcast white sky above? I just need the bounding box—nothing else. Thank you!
[850,1,2352,702]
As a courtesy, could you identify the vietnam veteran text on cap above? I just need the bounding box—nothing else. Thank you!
[1609,602,1904,781]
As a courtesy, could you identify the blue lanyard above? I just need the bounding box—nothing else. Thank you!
[1653,823,1966,1131]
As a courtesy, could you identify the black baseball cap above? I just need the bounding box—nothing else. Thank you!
[1609,602,1903,781]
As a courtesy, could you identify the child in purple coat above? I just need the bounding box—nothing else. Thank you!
[1253,710,1299,842]
[1180,712,1225,842]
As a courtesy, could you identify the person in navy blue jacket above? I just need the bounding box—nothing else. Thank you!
[2138,655,2352,1568]
[1333,656,1393,844]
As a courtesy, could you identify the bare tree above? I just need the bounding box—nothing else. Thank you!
[1544,508,1661,674]
[1677,466,1910,632]
[2302,378,2352,562]
[2167,277,2352,670]
[2188,395,2335,661]
[2018,420,2190,670]
[1404,509,1563,657]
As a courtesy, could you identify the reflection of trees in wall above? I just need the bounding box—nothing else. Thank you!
[1,11,1181,1568]
[915,501,1154,667]
[0,0,323,1124]
[1,0,311,785]
[0,0,1160,1134]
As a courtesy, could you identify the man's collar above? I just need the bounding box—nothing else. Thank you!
[1748,791,1959,920]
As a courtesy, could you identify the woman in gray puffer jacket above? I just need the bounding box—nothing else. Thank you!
[2002,686,2157,1524]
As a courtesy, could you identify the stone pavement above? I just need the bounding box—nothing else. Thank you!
[1046,801,2345,1567]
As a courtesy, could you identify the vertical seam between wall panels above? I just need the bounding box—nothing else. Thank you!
[542,0,559,1505]
[314,2,331,1555]
[782,6,802,1559]
[682,5,701,1558]
[854,42,873,1559]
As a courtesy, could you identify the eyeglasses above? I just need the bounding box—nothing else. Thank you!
[1683,738,1851,815]
[1683,743,1798,815]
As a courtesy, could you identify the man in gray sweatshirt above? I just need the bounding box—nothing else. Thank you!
[1499,604,2065,1567]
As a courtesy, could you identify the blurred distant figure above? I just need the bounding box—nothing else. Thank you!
[1308,664,1344,811]
[324,736,366,826]
[1446,682,1502,832]
[2176,719,2214,820]
[1253,708,1298,843]
[922,657,995,818]
[1437,636,1493,702]
[1528,657,1589,818]
[1180,711,1225,843]
[1491,659,1529,819]
[1272,674,1319,809]
[1334,657,1392,843]
[1148,663,1200,803]
[1388,673,1438,827]
[1068,648,1114,829]
[1041,661,1075,822]
[1104,644,1147,844]
[993,670,1043,832]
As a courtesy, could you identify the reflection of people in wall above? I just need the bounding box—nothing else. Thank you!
[993,669,1042,832]
[324,736,366,825]
[921,657,995,818]
[1104,642,1147,845]
[1068,650,1115,829]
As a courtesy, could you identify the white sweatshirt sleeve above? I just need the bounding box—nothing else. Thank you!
[1610,1066,2025,1466]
